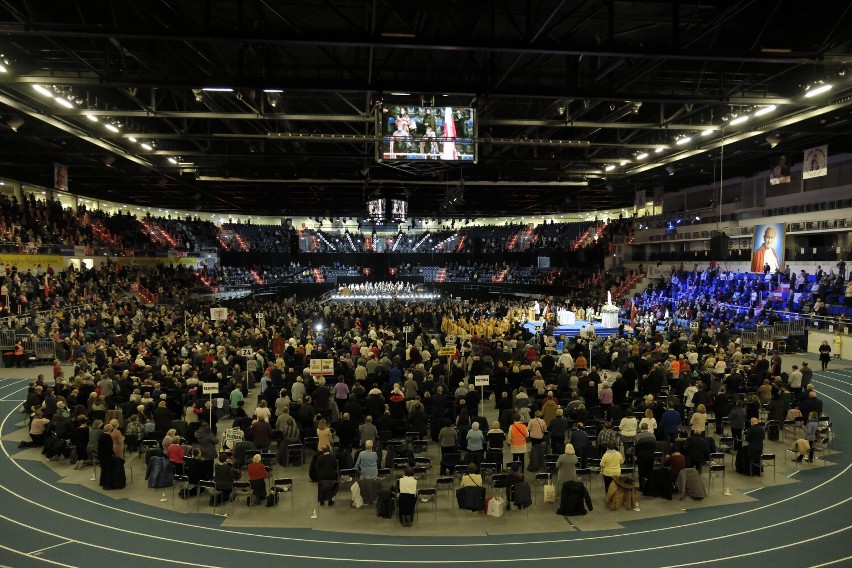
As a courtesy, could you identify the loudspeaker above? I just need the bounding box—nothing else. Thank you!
[710,233,730,259]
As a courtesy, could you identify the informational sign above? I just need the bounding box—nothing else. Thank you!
[309,358,335,375]
[761,340,774,351]
[202,382,219,395]
[438,346,457,357]
[240,347,254,357]
[474,375,490,387]
[210,307,228,321]
[445,334,456,344]
[402,325,414,333]
[690,322,699,330]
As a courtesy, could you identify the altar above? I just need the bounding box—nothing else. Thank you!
[557,308,576,326]
[600,291,620,329]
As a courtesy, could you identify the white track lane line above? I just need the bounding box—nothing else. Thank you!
[0,388,849,548]
[0,379,848,562]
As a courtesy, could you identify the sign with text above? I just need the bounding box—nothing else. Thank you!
[402,325,414,333]
[240,348,254,357]
[210,307,228,321]
[309,358,335,375]
[202,382,219,395]
[474,375,490,387]
[438,346,457,357]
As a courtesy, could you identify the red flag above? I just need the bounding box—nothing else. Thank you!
[630,301,637,328]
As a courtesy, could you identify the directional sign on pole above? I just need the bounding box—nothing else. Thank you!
[240,347,254,357]
[474,375,490,419]
[402,325,414,334]
[202,382,219,395]
[438,346,457,357]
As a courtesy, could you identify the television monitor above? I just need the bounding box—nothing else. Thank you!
[390,198,408,221]
[378,106,476,162]
[367,198,386,221]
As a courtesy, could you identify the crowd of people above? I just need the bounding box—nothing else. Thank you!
[15,275,832,526]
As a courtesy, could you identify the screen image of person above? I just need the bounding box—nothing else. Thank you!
[751,226,781,273]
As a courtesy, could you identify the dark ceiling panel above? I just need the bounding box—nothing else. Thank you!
[0,0,849,217]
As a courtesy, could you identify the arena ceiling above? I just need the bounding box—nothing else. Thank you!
[0,0,851,217]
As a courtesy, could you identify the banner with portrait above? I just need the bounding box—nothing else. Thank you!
[53,163,68,191]
[750,223,785,273]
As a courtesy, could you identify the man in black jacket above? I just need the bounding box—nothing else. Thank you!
[745,418,765,476]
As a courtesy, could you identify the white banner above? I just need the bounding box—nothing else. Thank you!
[803,145,828,179]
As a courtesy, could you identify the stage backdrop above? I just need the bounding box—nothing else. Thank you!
[750,222,785,273]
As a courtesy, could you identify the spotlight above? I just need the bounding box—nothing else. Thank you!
[5,115,24,132]
[804,83,832,98]
[54,97,74,109]
[665,165,676,175]
[102,155,115,167]
[32,85,52,97]
[765,133,781,148]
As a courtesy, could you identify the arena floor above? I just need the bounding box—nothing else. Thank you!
[0,354,849,567]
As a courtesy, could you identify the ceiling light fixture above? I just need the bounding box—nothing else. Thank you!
[104,123,119,133]
[0,64,6,73]
[605,164,616,171]
[263,89,283,93]
[201,87,233,92]
[167,157,178,164]
[636,152,648,160]
[655,147,664,153]
[675,136,692,145]
[140,142,153,150]
[32,85,53,97]
[85,114,98,122]
[754,105,777,116]
[701,129,714,137]
[619,160,628,166]
[729,115,749,125]
[804,84,832,98]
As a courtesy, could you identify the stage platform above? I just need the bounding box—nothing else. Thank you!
[521,319,619,338]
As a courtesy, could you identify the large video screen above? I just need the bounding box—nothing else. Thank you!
[390,199,407,221]
[378,106,476,162]
[367,198,386,221]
